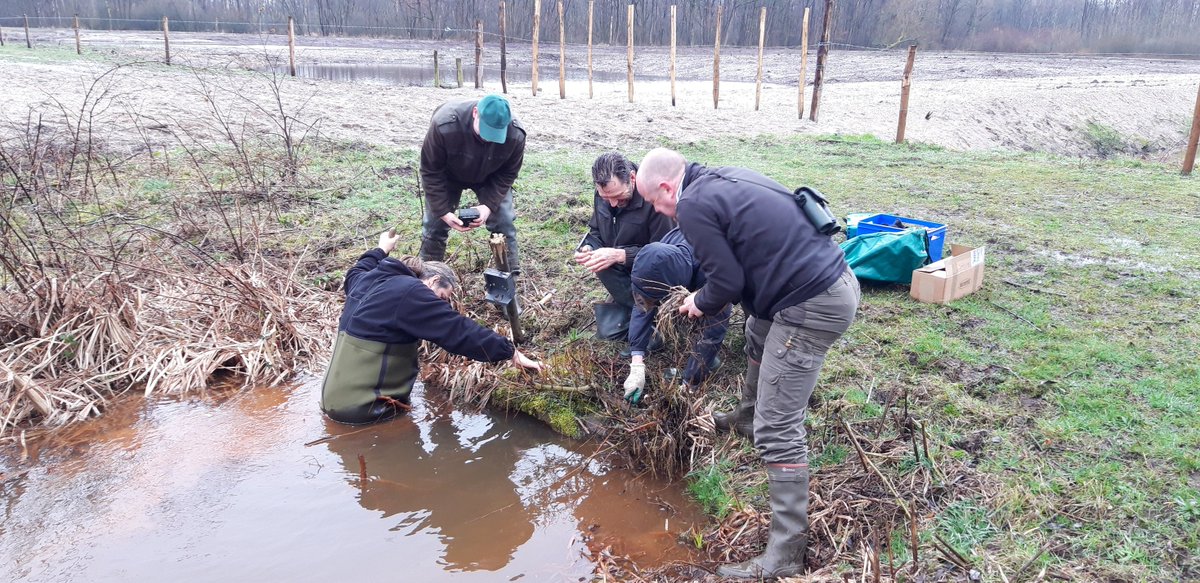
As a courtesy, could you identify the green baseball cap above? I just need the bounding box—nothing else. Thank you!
[476,94,512,144]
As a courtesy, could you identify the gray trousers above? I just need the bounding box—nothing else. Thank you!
[746,266,861,465]
[420,188,519,268]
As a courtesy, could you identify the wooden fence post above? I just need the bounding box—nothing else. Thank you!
[810,0,834,122]
[798,7,810,117]
[558,0,566,99]
[587,0,594,99]
[287,16,296,76]
[74,14,82,54]
[532,0,541,96]
[670,5,677,106]
[475,19,483,89]
[500,1,508,94]
[24,14,32,49]
[1,23,5,47]
[456,57,464,87]
[162,16,170,65]
[896,45,917,143]
[755,7,766,111]
[434,50,441,88]
[713,5,722,109]
[627,3,635,103]
[1184,81,1200,176]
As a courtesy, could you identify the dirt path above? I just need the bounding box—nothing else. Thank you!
[5,28,1199,159]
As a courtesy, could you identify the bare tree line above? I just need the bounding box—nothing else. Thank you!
[7,0,1200,53]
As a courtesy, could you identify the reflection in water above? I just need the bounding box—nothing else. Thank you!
[0,381,703,582]
[273,62,639,85]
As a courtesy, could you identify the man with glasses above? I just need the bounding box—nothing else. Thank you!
[574,152,673,340]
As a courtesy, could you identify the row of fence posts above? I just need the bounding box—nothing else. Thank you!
[5,6,1200,175]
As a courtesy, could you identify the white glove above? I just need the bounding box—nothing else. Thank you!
[623,362,646,403]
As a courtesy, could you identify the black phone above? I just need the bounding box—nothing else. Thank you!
[457,207,481,225]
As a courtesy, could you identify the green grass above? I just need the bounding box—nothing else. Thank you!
[687,459,738,518]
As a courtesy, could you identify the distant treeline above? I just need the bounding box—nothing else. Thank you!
[7,0,1200,54]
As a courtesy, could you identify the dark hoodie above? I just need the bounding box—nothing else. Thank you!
[321,248,515,424]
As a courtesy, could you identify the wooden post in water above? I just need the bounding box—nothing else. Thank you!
[499,1,508,93]
[809,0,834,122]
[287,16,296,76]
[434,50,441,88]
[755,7,766,111]
[558,0,566,99]
[587,0,594,99]
[713,5,722,109]
[1,22,5,47]
[1184,81,1200,176]
[475,19,483,89]
[531,0,541,96]
[456,57,464,87]
[798,7,810,117]
[162,16,171,65]
[74,14,82,54]
[24,14,32,49]
[626,4,634,103]
[896,45,917,144]
[670,5,677,106]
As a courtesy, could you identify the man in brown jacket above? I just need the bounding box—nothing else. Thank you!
[419,94,525,269]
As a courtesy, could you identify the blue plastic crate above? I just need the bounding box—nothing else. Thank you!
[856,214,948,261]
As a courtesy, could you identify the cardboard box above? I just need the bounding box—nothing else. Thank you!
[910,244,986,304]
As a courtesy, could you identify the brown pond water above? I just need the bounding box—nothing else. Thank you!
[0,381,705,582]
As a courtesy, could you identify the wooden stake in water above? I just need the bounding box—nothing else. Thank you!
[475,19,483,89]
[798,7,810,117]
[287,16,296,76]
[810,0,834,122]
[896,45,918,144]
[25,14,32,49]
[558,0,566,99]
[713,5,722,109]
[531,0,541,96]
[500,1,508,94]
[1184,81,1200,176]
[755,7,766,111]
[1,22,5,47]
[162,16,170,65]
[74,14,81,54]
[670,5,677,106]
[587,0,594,99]
[626,4,634,103]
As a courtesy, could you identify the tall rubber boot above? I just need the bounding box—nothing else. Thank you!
[713,360,758,440]
[717,463,809,580]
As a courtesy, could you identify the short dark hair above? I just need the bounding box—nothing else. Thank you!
[591,152,638,186]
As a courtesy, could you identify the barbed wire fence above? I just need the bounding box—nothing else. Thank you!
[2,10,1198,169]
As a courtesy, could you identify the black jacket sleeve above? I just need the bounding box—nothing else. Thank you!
[344,248,387,296]
[678,197,746,315]
[396,283,516,362]
[420,122,454,218]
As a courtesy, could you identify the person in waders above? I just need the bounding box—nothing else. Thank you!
[321,230,543,425]
[636,148,860,580]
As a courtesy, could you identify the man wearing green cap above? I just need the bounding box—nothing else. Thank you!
[419,94,526,269]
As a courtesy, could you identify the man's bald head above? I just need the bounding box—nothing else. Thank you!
[635,148,687,219]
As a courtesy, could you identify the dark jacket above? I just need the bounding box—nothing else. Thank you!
[629,229,730,386]
[320,249,515,424]
[420,99,526,218]
[676,163,847,321]
[581,185,674,266]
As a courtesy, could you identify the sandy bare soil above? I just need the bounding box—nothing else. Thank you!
[5,27,1199,159]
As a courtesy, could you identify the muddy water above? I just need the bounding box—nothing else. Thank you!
[0,381,704,582]
[272,62,645,85]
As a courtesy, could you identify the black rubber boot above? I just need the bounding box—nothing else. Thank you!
[717,463,809,580]
[713,361,758,440]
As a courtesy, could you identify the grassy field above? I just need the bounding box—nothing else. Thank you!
[280,131,1200,579]
[4,85,1197,578]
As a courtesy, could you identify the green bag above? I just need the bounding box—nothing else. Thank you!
[839,229,930,285]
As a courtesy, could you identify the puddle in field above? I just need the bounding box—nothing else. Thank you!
[269,62,644,85]
[0,381,704,582]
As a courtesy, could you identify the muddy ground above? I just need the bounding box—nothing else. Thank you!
[5,27,1200,159]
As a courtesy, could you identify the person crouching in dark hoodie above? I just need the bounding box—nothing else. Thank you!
[321,230,543,424]
[621,228,731,403]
